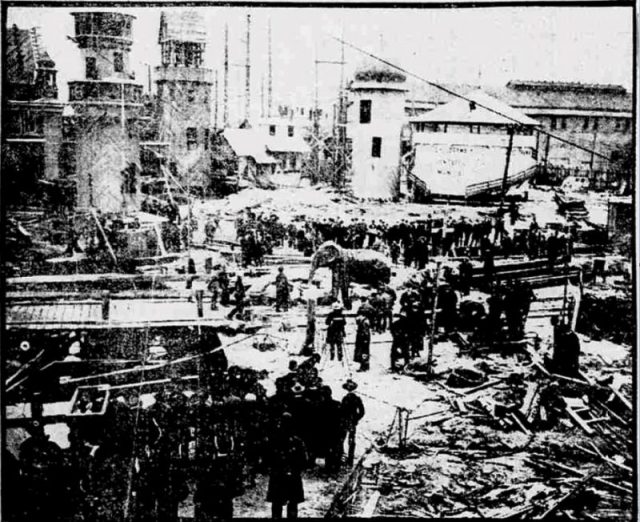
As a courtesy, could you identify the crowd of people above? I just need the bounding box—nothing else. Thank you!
[5,348,366,522]
[321,267,537,374]
[234,205,575,270]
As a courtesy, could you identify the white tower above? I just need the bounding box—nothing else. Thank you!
[347,63,407,199]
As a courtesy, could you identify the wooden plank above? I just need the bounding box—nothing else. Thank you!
[608,386,632,411]
[565,405,595,435]
[593,477,633,495]
[360,491,380,518]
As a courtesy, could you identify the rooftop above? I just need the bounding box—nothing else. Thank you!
[158,10,207,44]
[410,90,540,127]
[407,80,632,113]
[6,25,55,86]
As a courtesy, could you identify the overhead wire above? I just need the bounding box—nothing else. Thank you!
[329,33,615,163]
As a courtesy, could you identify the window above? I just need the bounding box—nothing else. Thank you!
[561,118,567,130]
[371,137,382,158]
[113,52,124,73]
[592,117,599,131]
[360,100,372,124]
[85,57,98,80]
[204,128,210,150]
[583,117,590,131]
[269,125,276,136]
[615,118,625,131]
[625,119,631,132]
[288,125,294,137]
[550,117,556,130]
[186,128,197,151]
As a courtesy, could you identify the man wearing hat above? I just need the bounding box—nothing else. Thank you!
[340,380,365,467]
[354,309,371,372]
[325,303,346,362]
[275,266,291,312]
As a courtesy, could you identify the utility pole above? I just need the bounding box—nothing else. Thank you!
[313,44,320,184]
[214,69,219,129]
[261,74,265,119]
[223,23,229,127]
[499,125,515,212]
[245,14,251,123]
[268,18,273,118]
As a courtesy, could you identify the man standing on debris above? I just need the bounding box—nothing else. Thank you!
[458,257,474,296]
[325,303,346,362]
[354,308,371,372]
[550,319,581,377]
[228,276,247,320]
[266,412,307,519]
[390,311,411,372]
[208,272,220,310]
[275,266,291,312]
[340,380,365,467]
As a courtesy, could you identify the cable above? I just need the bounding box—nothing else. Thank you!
[330,34,615,163]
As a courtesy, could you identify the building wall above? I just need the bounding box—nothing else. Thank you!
[348,85,407,199]
[535,113,632,172]
[75,121,140,213]
[156,68,212,181]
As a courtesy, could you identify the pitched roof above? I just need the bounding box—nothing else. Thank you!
[158,10,207,44]
[406,80,631,113]
[223,129,278,164]
[266,135,310,154]
[5,25,55,85]
[410,90,539,127]
[484,82,632,113]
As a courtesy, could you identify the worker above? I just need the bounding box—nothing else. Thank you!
[325,303,346,362]
[208,273,220,310]
[550,319,581,377]
[266,413,307,519]
[354,309,371,372]
[340,380,365,467]
[437,283,458,335]
[390,311,411,372]
[275,266,291,312]
[218,266,230,306]
[458,257,473,296]
[481,238,495,287]
[227,276,247,320]
[19,421,64,522]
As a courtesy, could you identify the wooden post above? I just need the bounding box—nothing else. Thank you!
[31,391,43,420]
[499,125,515,212]
[425,262,442,376]
[301,298,317,355]
[102,291,110,321]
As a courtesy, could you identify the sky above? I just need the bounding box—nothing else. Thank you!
[6,5,634,125]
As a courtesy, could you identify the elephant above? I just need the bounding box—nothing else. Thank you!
[308,241,392,309]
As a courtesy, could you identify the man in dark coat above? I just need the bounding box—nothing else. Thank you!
[19,421,64,522]
[227,276,247,320]
[354,310,371,372]
[218,267,230,306]
[390,312,411,372]
[267,413,307,519]
[340,380,365,466]
[551,321,581,377]
[437,284,458,335]
[325,303,346,361]
[275,266,291,312]
[458,257,474,296]
[318,386,344,473]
